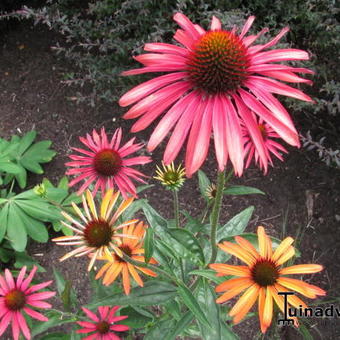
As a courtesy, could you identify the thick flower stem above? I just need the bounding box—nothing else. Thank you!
[173,190,180,228]
[209,169,226,264]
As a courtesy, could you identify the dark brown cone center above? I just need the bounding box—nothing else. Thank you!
[93,149,122,176]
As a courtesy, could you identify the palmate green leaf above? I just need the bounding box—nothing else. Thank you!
[198,170,211,200]
[7,204,27,251]
[177,284,211,329]
[224,185,265,196]
[86,281,177,309]
[169,228,205,264]
[217,206,254,242]
[0,204,9,242]
[16,130,36,155]
[0,159,21,174]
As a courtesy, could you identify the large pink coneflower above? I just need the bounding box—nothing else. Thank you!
[77,306,129,340]
[119,13,314,176]
[243,115,288,172]
[0,266,56,340]
[66,127,151,197]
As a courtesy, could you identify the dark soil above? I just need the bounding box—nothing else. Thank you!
[0,21,339,340]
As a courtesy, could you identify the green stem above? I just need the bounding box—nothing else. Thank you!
[209,169,227,264]
[173,190,180,228]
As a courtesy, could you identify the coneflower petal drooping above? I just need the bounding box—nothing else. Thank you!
[66,127,152,197]
[119,13,314,176]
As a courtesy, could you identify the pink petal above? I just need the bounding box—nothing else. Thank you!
[185,98,212,177]
[26,280,53,294]
[11,312,20,340]
[242,28,268,47]
[82,307,99,322]
[16,266,27,289]
[24,307,48,321]
[134,53,187,68]
[122,156,151,166]
[173,28,195,50]
[16,311,31,340]
[251,49,309,64]
[119,72,185,107]
[111,325,129,332]
[147,91,198,151]
[173,13,201,40]
[144,43,189,57]
[77,321,96,329]
[26,300,52,309]
[0,311,11,338]
[212,95,228,170]
[0,274,9,292]
[4,269,15,290]
[239,16,255,39]
[21,266,37,291]
[222,96,244,176]
[210,16,221,31]
[27,291,56,301]
[163,93,201,164]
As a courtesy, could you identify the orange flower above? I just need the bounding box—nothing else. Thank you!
[95,221,157,295]
[209,226,326,333]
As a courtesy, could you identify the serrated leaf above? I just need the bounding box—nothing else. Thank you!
[86,281,177,309]
[224,185,265,196]
[177,284,211,329]
[217,206,254,242]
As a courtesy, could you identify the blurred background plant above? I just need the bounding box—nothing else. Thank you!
[0,0,338,167]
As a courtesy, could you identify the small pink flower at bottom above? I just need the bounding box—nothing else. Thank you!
[77,306,129,340]
[0,266,56,340]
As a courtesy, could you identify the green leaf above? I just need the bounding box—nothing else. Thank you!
[169,228,205,264]
[53,268,78,308]
[16,199,61,222]
[217,206,254,242]
[7,205,27,251]
[144,318,176,340]
[164,311,194,340]
[195,279,222,340]
[224,185,265,196]
[17,131,36,155]
[120,306,153,328]
[0,160,21,174]
[14,252,45,272]
[198,170,211,199]
[86,281,177,309]
[38,333,71,340]
[297,323,314,340]
[189,269,227,285]
[0,204,9,242]
[31,310,77,337]
[177,284,211,329]
[144,227,154,263]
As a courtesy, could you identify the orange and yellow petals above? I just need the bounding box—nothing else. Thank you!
[100,189,114,218]
[86,190,98,220]
[218,242,255,266]
[257,226,268,258]
[229,284,260,324]
[277,277,326,298]
[272,236,294,262]
[216,277,253,293]
[264,233,273,258]
[274,284,308,309]
[110,197,134,224]
[262,287,273,330]
[235,236,260,259]
[132,255,157,265]
[258,288,269,333]
[216,279,253,304]
[59,246,88,261]
[276,246,295,265]
[268,286,299,327]
[136,266,157,277]
[209,264,251,277]
[95,262,111,280]
[280,264,323,275]
[102,263,122,286]
[127,263,144,286]
[105,191,120,219]
[122,265,131,295]
[71,202,88,223]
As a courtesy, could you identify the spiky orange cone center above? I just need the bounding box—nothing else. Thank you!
[251,259,279,287]
[187,30,249,94]
[93,149,122,176]
[84,219,113,248]
[96,321,110,334]
[5,289,26,311]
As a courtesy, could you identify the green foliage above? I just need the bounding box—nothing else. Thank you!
[0,131,56,189]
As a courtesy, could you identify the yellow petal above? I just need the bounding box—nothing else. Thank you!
[122,264,131,295]
[257,226,267,258]
[272,237,294,262]
[218,242,255,266]
[82,193,92,220]
[258,288,268,333]
[103,263,122,286]
[127,263,143,286]
[95,262,111,279]
[105,191,120,220]
[209,264,251,277]
[235,236,260,259]
[280,264,323,275]
[216,279,253,304]
[216,277,253,293]
[100,189,113,218]
[276,246,295,265]
[86,190,98,220]
[262,287,273,328]
[61,211,85,230]
[110,197,134,225]
[71,202,88,223]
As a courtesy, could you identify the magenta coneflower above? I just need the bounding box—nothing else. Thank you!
[66,127,152,197]
[119,13,314,177]
[0,266,55,340]
[243,115,288,172]
[77,306,129,340]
